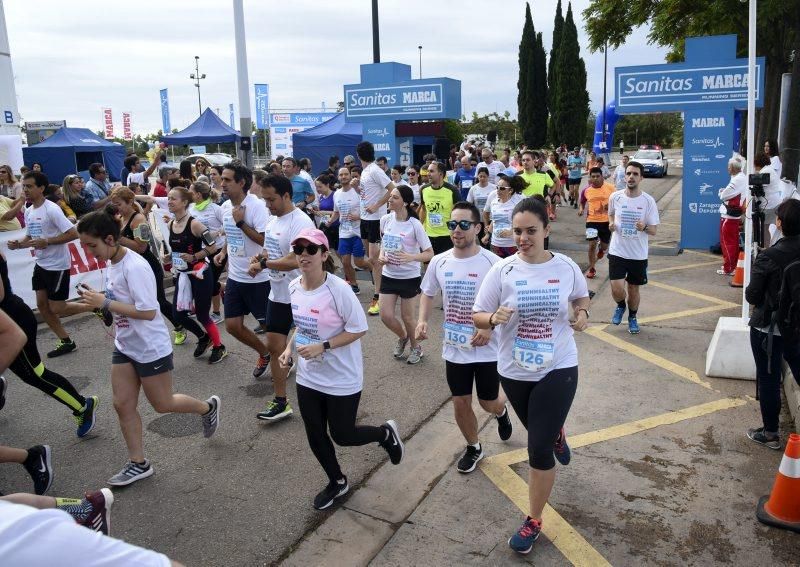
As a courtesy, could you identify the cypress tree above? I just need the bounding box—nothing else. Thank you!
[531,32,548,147]
[552,2,590,149]
[517,3,536,147]
[547,0,564,145]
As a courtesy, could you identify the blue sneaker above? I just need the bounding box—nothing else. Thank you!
[508,517,542,554]
[75,396,99,438]
[628,317,640,334]
[611,305,626,325]
[554,428,571,465]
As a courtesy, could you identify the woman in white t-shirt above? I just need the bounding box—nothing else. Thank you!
[74,208,221,488]
[405,165,421,208]
[278,227,404,511]
[378,185,433,364]
[473,197,590,555]
[482,173,525,258]
[466,167,496,215]
[764,138,782,180]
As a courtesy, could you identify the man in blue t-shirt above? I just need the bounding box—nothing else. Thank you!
[453,157,476,200]
[281,157,315,212]
[566,147,584,209]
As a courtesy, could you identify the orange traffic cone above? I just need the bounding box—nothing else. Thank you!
[730,251,745,288]
[756,433,800,533]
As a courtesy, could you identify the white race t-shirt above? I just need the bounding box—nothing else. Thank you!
[0,501,171,567]
[263,208,314,303]
[421,248,501,363]
[467,182,496,213]
[488,193,524,248]
[408,183,421,205]
[476,160,505,184]
[379,213,432,280]
[334,188,361,239]
[359,162,392,221]
[222,193,270,283]
[126,172,146,187]
[608,191,660,260]
[473,252,589,382]
[106,250,172,363]
[290,273,369,396]
[24,199,74,271]
[189,201,225,247]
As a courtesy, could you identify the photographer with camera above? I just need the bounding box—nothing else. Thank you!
[717,158,747,276]
[752,152,783,247]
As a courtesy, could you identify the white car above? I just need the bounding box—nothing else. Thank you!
[632,149,669,178]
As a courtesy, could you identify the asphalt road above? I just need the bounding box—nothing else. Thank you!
[0,171,682,566]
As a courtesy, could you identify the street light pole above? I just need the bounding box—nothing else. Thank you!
[418,45,422,79]
[742,0,757,316]
[190,56,206,117]
[601,40,608,157]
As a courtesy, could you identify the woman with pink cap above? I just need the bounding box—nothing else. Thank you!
[279,227,405,510]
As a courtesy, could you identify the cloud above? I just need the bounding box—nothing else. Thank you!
[4,0,662,135]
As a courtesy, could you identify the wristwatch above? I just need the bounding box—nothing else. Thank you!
[578,308,590,318]
[259,257,268,269]
[323,340,331,350]
[235,219,245,228]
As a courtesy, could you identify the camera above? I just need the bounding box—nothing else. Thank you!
[749,172,769,198]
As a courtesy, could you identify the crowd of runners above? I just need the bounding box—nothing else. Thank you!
[0,139,667,560]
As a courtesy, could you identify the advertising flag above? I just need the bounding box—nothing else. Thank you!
[102,108,114,139]
[254,84,269,130]
[159,89,171,133]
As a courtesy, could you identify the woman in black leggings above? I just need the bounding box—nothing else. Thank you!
[277,227,404,510]
[0,251,98,437]
[474,197,590,555]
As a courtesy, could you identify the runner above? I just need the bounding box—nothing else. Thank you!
[0,444,53,495]
[0,250,98,437]
[214,163,272,378]
[482,173,526,258]
[378,185,433,364]
[519,152,554,199]
[473,197,589,555]
[75,208,220,486]
[250,173,314,422]
[312,173,339,258]
[355,141,396,317]
[188,181,226,323]
[607,161,660,334]
[330,167,372,294]
[418,161,460,256]
[164,186,227,364]
[476,147,505,184]
[465,167,495,215]
[417,202,512,473]
[578,167,615,279]
[566,147,584,208]
[6,171,80,358]
[453,157,476,200]
[280,227,404,510]
[612,155,629,191]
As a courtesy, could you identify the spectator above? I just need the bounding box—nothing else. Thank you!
[153,166,178,198]
[45,184,76,223]
[84,163,112,210]
[343,155,356,168]
[179,159,195,182]
[324,155,340,179]
[124,156,159,191]
[31,162,43,173]
[194,157,210,179]
[0,191,24,231]
[61,175,92,219]
[754,151,783,246]
[717,158,746,276]
[0,165,21,198]
[764,138,782,180]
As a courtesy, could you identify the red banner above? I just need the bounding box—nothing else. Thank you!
[122,112,132,141]
[103,108,114,139]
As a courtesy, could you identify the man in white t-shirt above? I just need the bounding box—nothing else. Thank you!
[215,163,273,378]
[476,148,505,184]
[356,141,396,316]
[250,173,314,422]
[607,161,660,334]
[7,172,81,357]
[416,202,512,473]
[329,167,372,293]
[612,155,629,191]
[124,155,160,189]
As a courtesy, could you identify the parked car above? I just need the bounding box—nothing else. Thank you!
[184,153,232,166]
[632,149,669,177]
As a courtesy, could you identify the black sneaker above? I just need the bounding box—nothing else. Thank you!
[209,345,228,364]
[93,308,113,327]
[553,427,572,465]
[380,420,404,465]
[107,460,154,486]
[23,445,53,495]
[256,398,293,421]
[496,404,513,441]
[253,354,271,378]
[0,375,7,411]
[47,338,76,358]
[747,427,781,450]
[193,334,212,358]
[457,444,484,473]
[313,477,349,510]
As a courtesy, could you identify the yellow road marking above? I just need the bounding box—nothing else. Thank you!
[584,325,712,389]
[648,260,720,274]
[636,304,737,324]
[481,397,746,566]
[647,280,738,307]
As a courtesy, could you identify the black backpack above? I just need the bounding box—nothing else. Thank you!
[773,259,800,340]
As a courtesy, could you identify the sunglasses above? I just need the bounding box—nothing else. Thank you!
[292,243,322,256]
[407,171,417,175]
[447,220,478,231]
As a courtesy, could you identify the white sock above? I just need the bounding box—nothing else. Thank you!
[470,442,481,450]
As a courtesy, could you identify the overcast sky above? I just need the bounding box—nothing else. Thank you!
[5,0,662,135]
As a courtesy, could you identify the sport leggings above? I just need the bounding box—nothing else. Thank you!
[297,383,385,484]
[3,295,86,415]
[501,366,578,470]
[172,273,220,346]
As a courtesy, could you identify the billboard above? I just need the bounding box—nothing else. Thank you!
[24,120,66,146]
[268,112,336,157]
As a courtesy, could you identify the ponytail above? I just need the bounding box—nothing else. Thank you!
[77,205,121,241]
[395,184,418,220]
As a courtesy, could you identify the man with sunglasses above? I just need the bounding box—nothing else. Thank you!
[249,174,314,422]
[417,202,512,473]
[84,163,112,210]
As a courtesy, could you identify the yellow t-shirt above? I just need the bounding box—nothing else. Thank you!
[584,183,615,222]
[0,196,21,231]
[421,185,457,237]
[520,171,554,198]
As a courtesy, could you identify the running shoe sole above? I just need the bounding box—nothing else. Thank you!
[746,429,782,450]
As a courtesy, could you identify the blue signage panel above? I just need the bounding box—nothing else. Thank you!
[254,84,269,130]
[681,108,735,248]
[229,103,235,128]
[4,110,12,124]
[362,119,398,165]
[397,137,412,167]
[159,89,171,133]
[268,112,337,128]
[344,78,461,121]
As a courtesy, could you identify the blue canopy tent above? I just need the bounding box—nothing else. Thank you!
[22,128,126,182]
[161,107,241,145]
[292,113,362,175]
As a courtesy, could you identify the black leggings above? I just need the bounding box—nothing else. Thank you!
[501,366,578,470]
[172,273,213,331]
[297,383,385,484]
[750,327,800,432]
[2,295,86,415]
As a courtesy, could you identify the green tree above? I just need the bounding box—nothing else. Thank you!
[530,32,548,147]
[552,2,589,149]
[613,113,683,149]
[443,119,464,147]
[517,3,536,147]
[547,0,565,144]
[462,111,518,145]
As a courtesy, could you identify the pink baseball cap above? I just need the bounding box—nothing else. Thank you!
[291,227,329,249]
